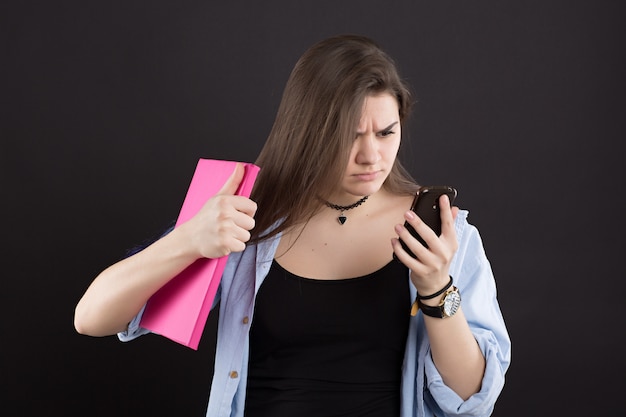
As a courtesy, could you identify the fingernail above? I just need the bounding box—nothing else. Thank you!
[405,211,415,220]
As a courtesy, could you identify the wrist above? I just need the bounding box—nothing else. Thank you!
[416,276,453,301]
[165,225,204,261]
[410,276,454,315]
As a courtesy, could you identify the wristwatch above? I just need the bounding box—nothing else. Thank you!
[418,286,461,318]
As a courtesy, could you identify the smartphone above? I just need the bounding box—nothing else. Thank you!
[396,185,457,259]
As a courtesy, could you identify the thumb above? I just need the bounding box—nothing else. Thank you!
[216,163,245,196]
[451,205,459,221]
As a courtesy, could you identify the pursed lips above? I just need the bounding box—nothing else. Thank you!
[352,170,381,181]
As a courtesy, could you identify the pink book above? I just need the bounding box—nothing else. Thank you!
[140,159,260,349]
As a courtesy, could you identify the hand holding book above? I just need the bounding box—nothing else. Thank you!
[177,163,258,259]
[140,159,260,349]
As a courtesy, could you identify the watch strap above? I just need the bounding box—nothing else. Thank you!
[417,286,460,318]
[417,299,445,318]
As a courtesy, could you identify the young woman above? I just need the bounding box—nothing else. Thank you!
[75,34,511,417]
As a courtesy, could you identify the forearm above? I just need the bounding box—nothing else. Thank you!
[74,228,199,337]
[423,307,485,400]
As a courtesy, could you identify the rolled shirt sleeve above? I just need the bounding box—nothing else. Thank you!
[423,214,512,416]
[117,304,152,342]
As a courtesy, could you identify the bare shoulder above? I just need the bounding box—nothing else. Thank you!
[380,191,414,213]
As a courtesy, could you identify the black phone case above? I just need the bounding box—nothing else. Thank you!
[397,185,457,259]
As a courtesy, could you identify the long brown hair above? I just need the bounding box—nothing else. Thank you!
[251,34,418,242]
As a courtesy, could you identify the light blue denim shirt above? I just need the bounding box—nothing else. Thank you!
[120,210,511,416]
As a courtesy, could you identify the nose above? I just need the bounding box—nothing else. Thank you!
[354,134,381,165]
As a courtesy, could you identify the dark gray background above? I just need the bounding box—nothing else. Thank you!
[2,1,624,415]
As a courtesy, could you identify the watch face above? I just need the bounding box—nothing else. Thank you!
[443,290,461,317]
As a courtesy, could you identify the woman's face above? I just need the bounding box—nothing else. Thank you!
[332,92,401,203]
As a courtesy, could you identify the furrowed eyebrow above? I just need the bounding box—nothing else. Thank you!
[378,121,399,134]
[356,121,399,135]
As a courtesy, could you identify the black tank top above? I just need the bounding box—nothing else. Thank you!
[245,259,410,417]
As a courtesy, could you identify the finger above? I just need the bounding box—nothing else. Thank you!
[226,223,254,253]
[391,237,413,264]
[229,226,252,246]
[391,236,414,263]
[230,195,258,218]
[451,206,459,220]
[223,236,247,255]
[391,237,429,275]
[439,195,453,224]
[439,195,459,218]
[394,219,434,263]
[404,210,440,250]
[232,209,256,231]
[216,163,245,196]
[439,195,458,241]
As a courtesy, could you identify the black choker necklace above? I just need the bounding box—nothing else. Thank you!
[324,195,369,225]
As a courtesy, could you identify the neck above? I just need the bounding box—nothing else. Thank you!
[324,195,368,209]
[322,195,370,225]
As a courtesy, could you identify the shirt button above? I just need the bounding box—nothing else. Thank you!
[230,371,239,379]
[242,316,249,324]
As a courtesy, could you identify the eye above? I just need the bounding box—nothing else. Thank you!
[379,129,395,138]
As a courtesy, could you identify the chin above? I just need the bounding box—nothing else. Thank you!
[351,182,385,197]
